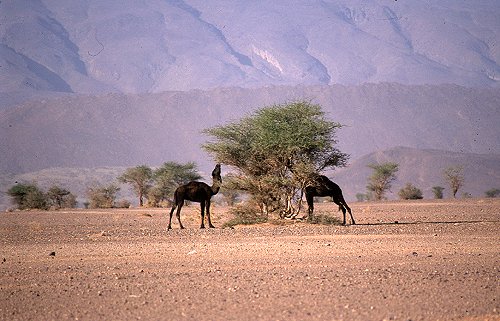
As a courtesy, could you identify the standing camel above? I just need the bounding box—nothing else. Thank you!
[305,175,355,225]
[168,164,222,229]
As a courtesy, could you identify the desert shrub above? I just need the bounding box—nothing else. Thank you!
[355,193,369,202]
[398,183,423,200]
[61,193,77,208]
[432,186,444,199]
[47,185,77,209]
[485,188,500,198]
[115,199,131,208]
[222,204,268,228]
[308,213,343,225]
[86,184,120,208]
[7,183,48,210]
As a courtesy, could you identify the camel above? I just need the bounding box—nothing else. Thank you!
[305,175,355,225]
[168,164,222,229]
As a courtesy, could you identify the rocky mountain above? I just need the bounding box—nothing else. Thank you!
[2,0,500,106]
[1,84,499,175]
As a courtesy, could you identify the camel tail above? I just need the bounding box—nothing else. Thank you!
[170,189,180,210]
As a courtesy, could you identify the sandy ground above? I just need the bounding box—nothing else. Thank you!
[0,198,499,321]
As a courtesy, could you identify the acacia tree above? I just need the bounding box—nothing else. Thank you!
[118,165,153,207]
[47,185,77,209]
[366,162,399,200]
[148,162,201,207]
[443,165,464,198]
[203,101,348,217]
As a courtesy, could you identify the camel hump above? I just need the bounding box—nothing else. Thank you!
[317,175,341,191]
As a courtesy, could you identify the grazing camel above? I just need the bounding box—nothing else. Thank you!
[168,164,222,229]
[305,175,355,225]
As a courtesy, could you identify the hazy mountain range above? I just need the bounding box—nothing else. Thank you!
[1,84,499,210]
[1,1,499,209]
[2,0,500,104]
[2,83,499,174]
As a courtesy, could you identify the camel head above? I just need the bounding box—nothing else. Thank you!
[212,163,222,182]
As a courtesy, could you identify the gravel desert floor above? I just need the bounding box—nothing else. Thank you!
[0,198,499,321]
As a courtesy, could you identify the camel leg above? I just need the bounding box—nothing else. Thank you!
[345,204,355,225]
[305,191,314,221]
[168,205,176,230]
[176,202,185,229]
[334,197,355,225]
[334,200,347,225]
[206,200,215,228]
[200,201,206,229]
[339,194,355,225]
[341,206,347,225]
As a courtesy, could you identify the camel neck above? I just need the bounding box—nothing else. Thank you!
[211,180,222,195]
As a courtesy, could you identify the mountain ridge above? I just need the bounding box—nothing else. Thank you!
[1,83,499,175]
[2,0,499,105]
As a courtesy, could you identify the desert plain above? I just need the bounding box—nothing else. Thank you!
[0,198,499,321]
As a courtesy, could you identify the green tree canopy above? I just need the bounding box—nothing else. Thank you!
[366,162,399,200]
[118,165,153,207]
[203,101,348,216]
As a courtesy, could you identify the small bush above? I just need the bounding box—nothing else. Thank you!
[86,184,120,208]
[398,183,423,200]
[47,186,77,209]
[308,214,343,225]
[62,193,78,209]
[355,193,369,202]
[222,205,268,228]
[432,186,444,199]
[485,188,500,198]
[7,183,48,210]
[115,199,131,208]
